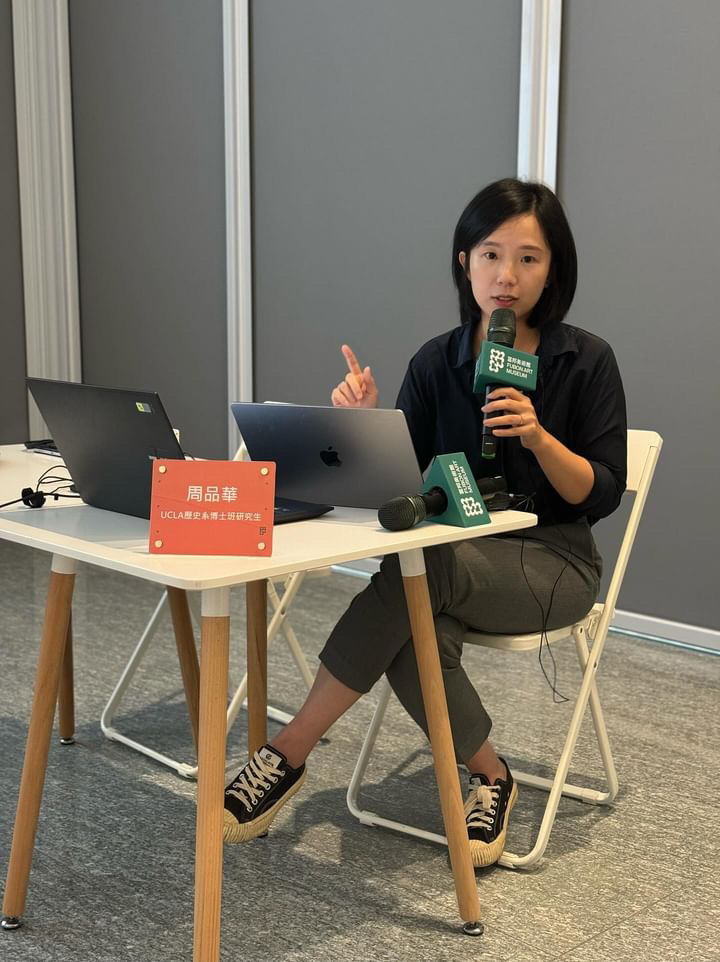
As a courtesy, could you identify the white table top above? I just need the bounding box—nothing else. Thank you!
[0,444,537,590]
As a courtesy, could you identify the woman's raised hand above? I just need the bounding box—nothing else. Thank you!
[330,344,379,408]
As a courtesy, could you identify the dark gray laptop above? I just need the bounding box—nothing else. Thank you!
[27,378,186,519]
[27,379,333,524]
[230,403,423,509]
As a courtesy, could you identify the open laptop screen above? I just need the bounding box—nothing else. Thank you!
[27,378,184,519]
[231,403,423,509]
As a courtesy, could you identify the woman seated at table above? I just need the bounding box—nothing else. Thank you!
[223,177,627,866]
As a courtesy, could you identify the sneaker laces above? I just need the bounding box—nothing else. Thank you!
[464,781,500,830]
[226,751,283,813]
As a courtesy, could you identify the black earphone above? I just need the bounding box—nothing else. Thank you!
[22,487,47,508]
[0,487,80,511]
[0,461,82,513]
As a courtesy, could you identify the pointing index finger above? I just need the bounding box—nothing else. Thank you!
[342,344,363,378]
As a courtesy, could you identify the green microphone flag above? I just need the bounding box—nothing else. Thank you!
[422,452,491,528]
[473,341,539,393]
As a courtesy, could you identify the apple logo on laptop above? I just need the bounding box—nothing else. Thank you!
[320,446,342,468]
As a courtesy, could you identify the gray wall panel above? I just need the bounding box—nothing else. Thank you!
[0,0,28,443]
[559,0,720,629]
[251,1,521,408]
[69,0,227,458]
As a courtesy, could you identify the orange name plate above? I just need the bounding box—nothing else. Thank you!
[149,459,275,556]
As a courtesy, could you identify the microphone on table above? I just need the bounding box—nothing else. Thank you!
[378,476,508,531]
[378,486,447,531]
[480,308,516,460]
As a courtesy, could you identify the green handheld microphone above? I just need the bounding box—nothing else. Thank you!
[474,309,539,459]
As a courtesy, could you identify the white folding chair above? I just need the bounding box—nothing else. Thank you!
[101,441,326,778]
[347,429,663,868]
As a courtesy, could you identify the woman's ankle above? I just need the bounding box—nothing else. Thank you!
[269,734,308,770]
[468,758,507,783]
[464,739,507,783]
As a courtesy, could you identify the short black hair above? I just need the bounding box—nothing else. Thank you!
[451,177,577,329]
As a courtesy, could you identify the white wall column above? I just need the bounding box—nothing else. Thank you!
[517,0,562,189]
[13,0,81,437]
[223,0,253,455]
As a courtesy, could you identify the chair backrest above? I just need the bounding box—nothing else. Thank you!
[598,429,663,633]
[626,429,660,493]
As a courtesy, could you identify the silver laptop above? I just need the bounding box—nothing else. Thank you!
[230,404,423,509]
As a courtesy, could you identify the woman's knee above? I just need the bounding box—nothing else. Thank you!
[434,614,465,670]
[377,544,457,613]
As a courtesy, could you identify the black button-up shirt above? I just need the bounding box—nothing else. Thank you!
[395,321,627,566]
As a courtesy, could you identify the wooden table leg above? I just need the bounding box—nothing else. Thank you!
[398,548,482,933]
[246,580,268,756]
[1,555,77,930]
[57,613,75,745]
[167,587,201,751]
[193,587,230,962]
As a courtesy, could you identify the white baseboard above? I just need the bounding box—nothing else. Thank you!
[611,609,720,654]
[332,561,720,654]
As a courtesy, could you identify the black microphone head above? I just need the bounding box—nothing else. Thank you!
[378,494,427,531]
[487,308,516,347]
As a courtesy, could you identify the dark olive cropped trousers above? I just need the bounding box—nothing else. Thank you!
[319,527,602,761]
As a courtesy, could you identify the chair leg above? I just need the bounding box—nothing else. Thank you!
[102,573,318,778]
[101,591,169,734]
[574,627,619,803]
[503,627,617,807]
[347,629,618,870]
[346,677,450,845]
[346,677,392,819]
[225,572,314,731]
[499,627,617,869]
[271,597,315,691]
[100,591,192,773]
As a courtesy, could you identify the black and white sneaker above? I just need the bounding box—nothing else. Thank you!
[465,758,517,867]
[223,744,306,843]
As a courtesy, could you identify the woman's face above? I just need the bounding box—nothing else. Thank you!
[460,213,552,328]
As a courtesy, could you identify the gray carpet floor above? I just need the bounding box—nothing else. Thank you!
[1,539,719,962]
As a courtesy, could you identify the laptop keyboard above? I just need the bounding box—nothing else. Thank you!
[273,497,333,524]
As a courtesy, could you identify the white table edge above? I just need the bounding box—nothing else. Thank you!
[0,510,538,590]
